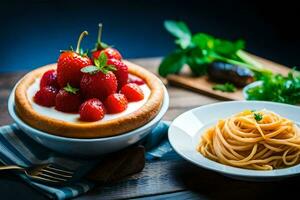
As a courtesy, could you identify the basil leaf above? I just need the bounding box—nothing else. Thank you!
[214,39,245,56]
[164,20,191,49]
[186,48,210,76]
[191,33,215,49]
[158,50,186,77]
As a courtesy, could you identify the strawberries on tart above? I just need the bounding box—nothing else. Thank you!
[80,52,118,101]
[40,69,59,88]
[104,93,128,114]
[57,31,92,88]
[79,98,105,122]
[55,84,81,113]
[121,83,144,102]
[128,74,145,85]
[14,28,164,139]
[107,58,128,89]
[34,86,58,107]
[91,24,123,61]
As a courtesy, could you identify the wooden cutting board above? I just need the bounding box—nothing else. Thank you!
[166,53,291,100]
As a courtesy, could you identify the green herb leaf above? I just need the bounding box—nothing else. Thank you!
[191,33,215,49]
[186,47,210,76]
[214,39,245,56]
[64,83,79,94]
[212,83,236,92]
[246,70,300,105]
[158,50,186,77]
[81,65,99,74]
[254,113,263,121]
[164,20,192,49]
[160,20,270,78]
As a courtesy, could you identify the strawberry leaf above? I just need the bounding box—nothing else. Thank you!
[81,65,99,74]
[94,59,100,67]
[87,52,115,75]
[64,83,79,94]
[98,51,108,67]
[98,65,116,74]
[107,65,116,71]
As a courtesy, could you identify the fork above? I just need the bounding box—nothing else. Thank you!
[0,163,74,184]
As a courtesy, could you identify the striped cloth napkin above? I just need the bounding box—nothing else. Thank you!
[0,121,172,199]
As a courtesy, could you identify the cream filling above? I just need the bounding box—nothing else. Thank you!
[27,78,151,122]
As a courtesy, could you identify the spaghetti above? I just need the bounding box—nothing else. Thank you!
[197,110,300,170]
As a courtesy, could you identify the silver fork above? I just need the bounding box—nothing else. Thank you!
[0,163,74,184]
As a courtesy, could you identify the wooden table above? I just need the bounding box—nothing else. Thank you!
[0,58,299,200]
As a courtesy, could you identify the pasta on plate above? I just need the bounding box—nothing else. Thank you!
[197,109,300,170]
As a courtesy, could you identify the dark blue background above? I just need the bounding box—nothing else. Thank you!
[0,0,299,72]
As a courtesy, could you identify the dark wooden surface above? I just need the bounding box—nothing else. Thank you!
[1,58,300,200]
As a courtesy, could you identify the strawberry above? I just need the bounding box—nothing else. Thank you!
[128,74,145,85]
[80,52,118,100]
[104,93,128,114]
[120,83,144,102]
[79,98,105,121]
[34,86,58,107]
[55,84,81,113]
[92,47,122,61]
[91,23,122,61]
[107,59,128,89]
[40,69,59,88]
[57,31,92,88]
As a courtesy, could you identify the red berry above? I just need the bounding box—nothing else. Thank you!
[107,59,128,89]
[120,83,144,102]
[57,31,92,88]
[40,69,59,88]
[128,74,145,85]
[55,87,81,113]
[79,98,105,121]
[57,51,92,88]
[104,93,128,114]
[80,71,117,101]
[92,47,122,61]
[34,86,58,107]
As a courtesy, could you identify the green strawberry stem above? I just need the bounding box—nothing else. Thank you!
[64,83,79,94]
[97,23,103,45]
[76,31,88,54]
[96,23,107,50]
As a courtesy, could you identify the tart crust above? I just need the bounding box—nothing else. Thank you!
[15,61,164,138]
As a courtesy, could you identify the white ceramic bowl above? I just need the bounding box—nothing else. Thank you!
[8,85,169,157]
[169,101,300,181]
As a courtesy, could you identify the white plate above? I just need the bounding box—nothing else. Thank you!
[168,101,300,181]
[8,83,169,157]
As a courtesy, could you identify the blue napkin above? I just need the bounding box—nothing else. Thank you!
[0,121,171,200]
